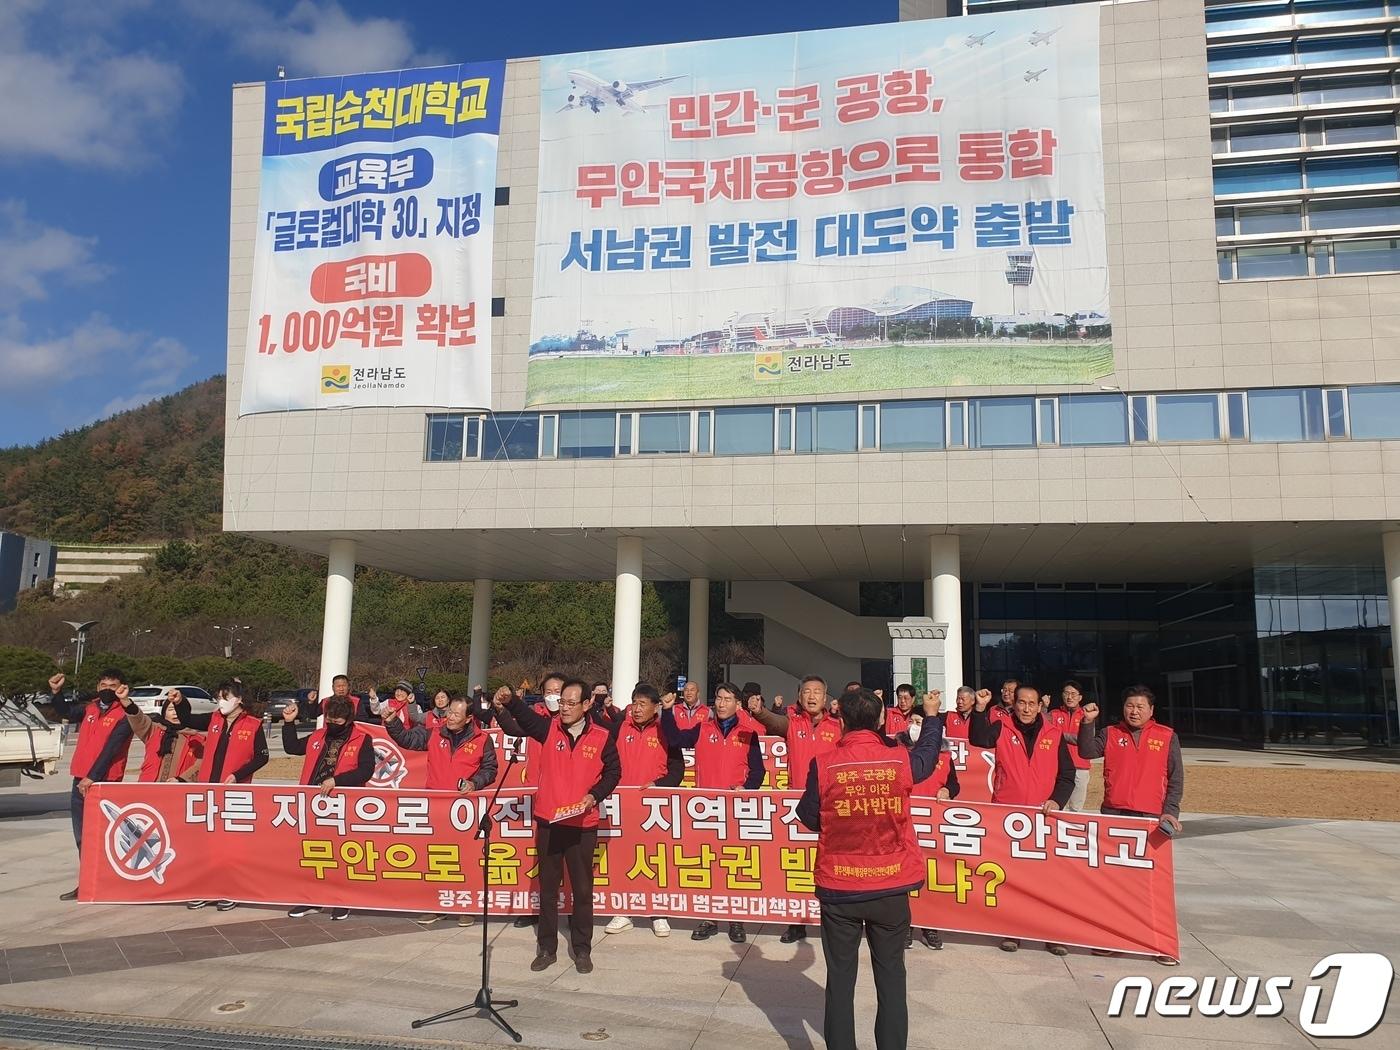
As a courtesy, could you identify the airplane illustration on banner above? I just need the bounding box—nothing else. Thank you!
[1024,68,1048,82]
[558,70,687,114]
[965,31,995,46]
[1029,27,1061,45]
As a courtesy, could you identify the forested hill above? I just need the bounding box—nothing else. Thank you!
[0,377,224,543]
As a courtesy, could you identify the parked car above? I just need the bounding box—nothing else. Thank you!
[0,695,65,786]
[265,688,319,724]
[128,684,217,718]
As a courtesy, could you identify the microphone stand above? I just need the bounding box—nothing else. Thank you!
[412,748,523,1042]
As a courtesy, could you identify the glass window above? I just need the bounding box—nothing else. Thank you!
[776,407,794,452]
[1218,250,1235,280]
[1295,0,1387,24]
[617,413,633,455]
[426,414,464,461]
[1301,73,1393,103]
[1306,153,1399,187]
[1231,81,1297,110]
[880,400,945,450]
[860,404,878,450]
[812,404,858,453]
[637,412,690,454]
[1212,127,1229,155]
[1320,112,1397,144]
[948,401,967,448]
[971,397,1035,449]
[558,411,616,459]
[1214,161,1303,194]
[1131,396,1151,441]
[1228,392,1249,439]
[1313,241,1333,274]
[1332,236,1400,272]
[1309,195,1400,229]
[1228,121,1302,152]
[539,414,557,458]
[1038,398,1057,444]
[795,405,814,452]
[1325,388,1348,437]
[1207,1,1292,32]
[1346,384,1400,437]
[1216,211,1235,236]
[481,413,540,461]
[697,411,712,454]
[1060,394,1128,446]
[1298,33,1388,63]
[1211,86,1229,114]
[1239,204,1303,233]
[1156,394,1222,442]
[714,406,774,456]
[1236,243,1309,278]
[1248,388,1324,441]
[1208,41,1295,72]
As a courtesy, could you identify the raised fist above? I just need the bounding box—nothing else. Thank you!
[115,683,130,703]
[974,689,992,711]
[1080,702,1099,724]
[660,691,677,710]
[922,690,942,715]
[281,702,298,723]
[48,673,66,695]
[492,686,513,710]
[745,694,762,714]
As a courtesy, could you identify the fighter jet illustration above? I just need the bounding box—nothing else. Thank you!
[1029,27,1061,45]
[101,799,176,884]
[965,31,995,46]
[558,70,687,115]
[1024,68,1048,83]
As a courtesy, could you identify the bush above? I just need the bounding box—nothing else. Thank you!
[135,656,190,685]
[237,658,297,695]
[0,646,57,698]
[184,656,239,692]
[75,651,141,692]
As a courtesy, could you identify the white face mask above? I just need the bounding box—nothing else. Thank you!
[907,720,922,742]
[544,693,561,712]
[217,696,239,715]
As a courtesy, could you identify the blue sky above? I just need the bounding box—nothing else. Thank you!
[0,0,892,449]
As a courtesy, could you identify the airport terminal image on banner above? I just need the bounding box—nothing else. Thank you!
[226,0,1400,752]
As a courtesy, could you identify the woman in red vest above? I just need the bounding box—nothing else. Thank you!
[747,673,842,945]
[281,694,375,921]
[968,683,1076,956]
[122,689,205,785]
[424,687,452,730]
[661,681,765,945]
[795,687,944,1050]
[494,680,621,976]
[371,680,422,728]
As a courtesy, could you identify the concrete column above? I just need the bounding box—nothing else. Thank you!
[929,534,962,711]
[468,578,493,690]
[688,577,710,701]
[611,537,644,706]
[318,539,356,697]
[1383,532,1400,743]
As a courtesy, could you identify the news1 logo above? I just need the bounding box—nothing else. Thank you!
[1108,953,1393,1038]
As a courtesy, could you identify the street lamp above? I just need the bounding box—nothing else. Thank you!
[63,620,98,673]
[213,625,252,659]
[129,628,152,654]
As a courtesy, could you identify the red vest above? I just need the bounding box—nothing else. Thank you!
[1049,707,1090,769]
[884,707,914,737]
[139,726,205,783]
[925,751,954,795]
[943,710,971,739]
[425,725,490,791]
[71,701,133,781]
[813,729,923,895]
[988,705,1011,725]
[534,718,610,828]
[1102,721,1174,814]
[785,712,842,790]
[519,701,550,787]
[672,702,712,730]
[198,710,261,784]
[299,725,371,785]
[383,697,413,727]
[615,717,670,787]
[320,694,363,717]
[693,711,761,790]
[992,719,1063,806]
[424,709,447,731]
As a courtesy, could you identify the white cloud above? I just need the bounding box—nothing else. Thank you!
[191,0,441,78]
[0,201,104,309]
[0,314,141,386]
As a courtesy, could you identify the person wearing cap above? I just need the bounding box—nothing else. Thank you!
[371,680,423,727]
[740,682,767,711]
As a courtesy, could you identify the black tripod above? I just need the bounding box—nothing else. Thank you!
[412,753,523,1042]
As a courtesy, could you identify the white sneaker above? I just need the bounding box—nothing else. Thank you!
[652,918,671,938]
[605,915,633,934]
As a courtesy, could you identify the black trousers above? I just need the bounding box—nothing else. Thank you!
[820,894,910,1050]
[70,779,85,853]
[536,822,597,958]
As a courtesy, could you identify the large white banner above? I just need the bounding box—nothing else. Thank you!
[240,63,504,415]
[529,9,1109,405]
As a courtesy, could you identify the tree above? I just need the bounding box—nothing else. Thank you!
[136,656,190,685]
[0,646,57,698]
[185,656,239,692]
[152,540,197,575]
[75,651,140,692]
[237,658,296,695]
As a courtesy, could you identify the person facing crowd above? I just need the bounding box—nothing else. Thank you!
[503,670,566,930]
[1048,680,1092,811]
[604,683,684,939]
[969,684,1075,955]
[282,694,375,921]
[493,680,620,975]
[796,687,944,1050]
[661,681,764,944]
[746,674,841,945]
[45,671,135,901]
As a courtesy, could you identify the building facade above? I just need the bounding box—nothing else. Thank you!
[0,532,56,613]
[225,0,1400,746]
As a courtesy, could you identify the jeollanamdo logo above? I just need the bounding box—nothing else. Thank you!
[1108,954,1394,1038]
[753,351,782,380]
[101,799,176,884]
[321,365,351,394]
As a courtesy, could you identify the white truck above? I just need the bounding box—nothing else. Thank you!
[0,696,65,786]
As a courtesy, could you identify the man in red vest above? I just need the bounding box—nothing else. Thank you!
[604,683,685,938]
[498,670,566,931]
[969,683,1076,955]
[1048,680,1092,811]
[671,678,712,730]
[661,681,765,944]
[47,670,137,901]
[882,683,920,739]
[386,695,499,928]
[746,673,841,945]
[796,687,943,1050]
[495,679,620,975]
[281,694,375,921]
[942,686,976,740]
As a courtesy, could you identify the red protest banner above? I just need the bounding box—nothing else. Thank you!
[79,784,1177,958]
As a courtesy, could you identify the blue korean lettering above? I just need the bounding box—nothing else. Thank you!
[561,230,603,271]
[648,226,692,270]
[319,148,433,201]
[605,228,648,271]
[861,208,907,254]
[815,213,860,258]
[1025,199,1075,245]
[974,202,1021,248]
[910,204,959,249]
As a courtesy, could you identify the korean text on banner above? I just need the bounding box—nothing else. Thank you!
[528,9,1110,405]
[81,784,1178,959]
[240,63,504,415]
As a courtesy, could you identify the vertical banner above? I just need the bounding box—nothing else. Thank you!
[241,63,504,415]
[528,9,1109,405]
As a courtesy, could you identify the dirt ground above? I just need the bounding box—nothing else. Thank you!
[258,757,1400,822]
